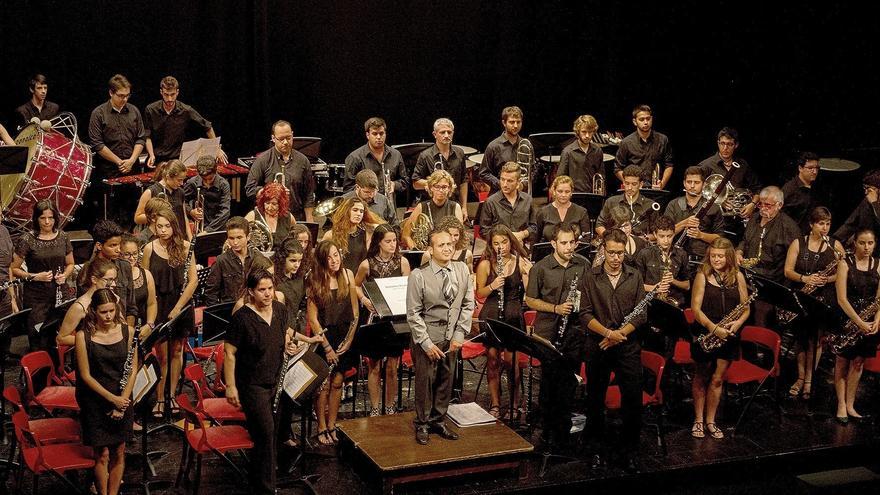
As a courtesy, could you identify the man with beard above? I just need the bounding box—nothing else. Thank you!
[343,117,408,204]
[664,166,724,261]
[697,127,762,221]
[558,114,605,194]
[615,104,673,189]
[478,106,531,194]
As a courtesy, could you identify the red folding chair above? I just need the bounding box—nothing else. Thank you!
[175,394,253,494]
[10,411,95,495]
[604,350,668,455]
[56,344,77,384]
[20,351,79,414]
[724,326,781,435]
[3,387,80,445]
[183,364,246,424]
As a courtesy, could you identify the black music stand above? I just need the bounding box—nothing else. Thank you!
[0,309,30,447]
[144,304,194,434]
[193,231,226,267]
[571,193,606,222]
[293,137,322,162]
[394,143,433,206]
[401,250,426,270]
[648,299,690,339]
[639,188,671,205]
[125,354,169,495]
[202,301,234,345]
[527,132,575,158]
[362,279,411,410]
[484,319,580,472]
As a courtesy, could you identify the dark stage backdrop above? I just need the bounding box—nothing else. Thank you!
[1,1,877,203]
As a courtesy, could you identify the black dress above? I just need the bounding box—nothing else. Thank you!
[791,236,838,343]
[276,275,306,331]
[836,256,880,359]
[342,228,368,275]
[691,273,741,363]
[481,255,525,348]
[132,266,149,324]
[15,231,72,350]
[75,325,134,447]
[149,241,193,337]
[315,286,357,373]
[360,255,404,359]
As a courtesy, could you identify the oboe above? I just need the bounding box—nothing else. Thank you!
[555,275,580,348]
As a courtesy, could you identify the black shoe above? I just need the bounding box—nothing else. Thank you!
[590,454,606,470]
[415,427,430,445]
[429,422,459,440]
[623,455,642,474]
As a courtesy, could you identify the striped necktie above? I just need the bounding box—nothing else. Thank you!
[439,267,455,304]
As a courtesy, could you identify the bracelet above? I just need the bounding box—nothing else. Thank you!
[146,322,156,330]
[553,304,557,314]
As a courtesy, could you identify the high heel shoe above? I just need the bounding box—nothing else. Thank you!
[801,381,812,400]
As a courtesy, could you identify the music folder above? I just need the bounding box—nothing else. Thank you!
[282,346,329,401]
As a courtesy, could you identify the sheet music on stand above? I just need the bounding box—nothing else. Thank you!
[282,346,329,401]
[179,137,222,167]
[132,356,161,405]
[363,276,408,318]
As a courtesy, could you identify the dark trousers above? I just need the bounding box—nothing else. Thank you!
[539,326,583,443]
[240,383,277,495]
[412,339,455,427]
[585,337,642,453]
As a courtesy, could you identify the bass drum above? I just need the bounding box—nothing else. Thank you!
[0,119,93,235]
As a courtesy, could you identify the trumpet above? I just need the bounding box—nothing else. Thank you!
[516,138,533,193]
[593,172,606,196]
[652,163,662,188]
[273,161,288,191]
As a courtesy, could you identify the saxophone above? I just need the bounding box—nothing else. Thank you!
[554,275,580,348]
[697,287,759,353]
[778,236,843,325]
[655,249,678,307]
[740,227,765,269]
[827,296,880,355]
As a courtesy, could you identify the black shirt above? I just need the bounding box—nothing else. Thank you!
[479,190,536,239]
[663,195,725,258]
[182,175,231,233]
[835,199,880,250]
[204,248,270,305]
[341,189,396,225]
[634,244,690,306]
[697,154,761,194]
[413,144,467,192]
[112,258,138,320]
[143,100,213,162]
[781,176,820,234]
[526,253,589,340]
[226,301,288,387]
[343,144,408,195]
[578,263,648,335]
[738,212,800,281]
[88,101,146,179]
[533,202,590,244]
[614,130,673,182]
[245,147,316,219]
[16,100,60,124]
[557,141,604,194]
[478,134,520,192]
[596,193,658,238]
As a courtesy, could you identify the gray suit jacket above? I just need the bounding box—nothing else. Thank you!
[406,259,474,352]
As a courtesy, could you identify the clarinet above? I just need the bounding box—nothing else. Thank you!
[273,304,306,414]
[620,285,660,329]
[554,275,580,348]
[55,267,64,306]
[496,248,505,317]
[119,325,140,390]
[181,236,196,293]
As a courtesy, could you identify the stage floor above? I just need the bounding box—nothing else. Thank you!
[2,349,880,494]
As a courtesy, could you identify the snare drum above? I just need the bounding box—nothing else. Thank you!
[1,123,93,234]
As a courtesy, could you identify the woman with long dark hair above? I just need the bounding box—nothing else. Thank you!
[690,237,750,439]
[75,288,137,495]
[323,196,384,274]
[475,224,531,418]
[56,258,118,347]
[354,224,411,416]
[134,159,191,240]
[141,210,197,416]
[307,240,359,445]
[11,199,75,351]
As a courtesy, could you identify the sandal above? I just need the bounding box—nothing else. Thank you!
[328,427,339,443]
[369,406,381,417]
[385,401,397,415]
[488,405,501,419]
[706,423,724,439]
[316,430,333,446]
[789,378,804,397]
[152,401,165,419]
[170,398,180,414]
[691,421,704,438]
[802,381,812,400]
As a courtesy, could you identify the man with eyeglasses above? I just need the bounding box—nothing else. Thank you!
[144,75,226,167]
[245,120,316,222]
[183,155,231,233]
[736,186,799,327]
[698,127,762,221]
[781,152,822,234]
[596,165,658,240]
[834,169,880,252]
[578,228,647,474]
[402,170,463,249]
[87,74,145,229]
[524,222,588,450]
[413,118,468,220]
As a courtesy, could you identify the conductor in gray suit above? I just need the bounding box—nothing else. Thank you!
[406,229,475,445]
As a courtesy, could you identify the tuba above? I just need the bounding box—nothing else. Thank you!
[516,138,533,193]
[593,172,606,196]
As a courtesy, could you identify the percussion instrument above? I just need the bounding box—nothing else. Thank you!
[458,145,478,156]
[102,163,248,187]
[1,114,92,235]
[818,157,860,172]
[467,153,484,169]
